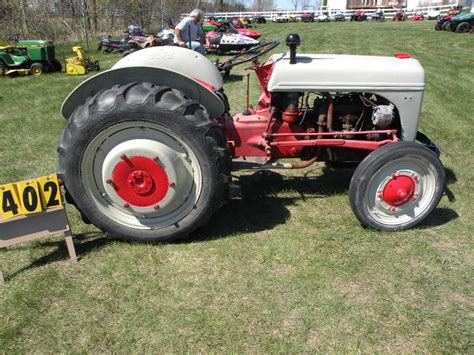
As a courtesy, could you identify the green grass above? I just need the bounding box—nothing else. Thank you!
[0,21,473,352]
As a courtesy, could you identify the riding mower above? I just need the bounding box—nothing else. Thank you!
[392,10,407,21]
[58,34,446,242]
[371,9,385,21]
[351,11,367,21]
[65,46,100,75]
[412,12,425,21]
[448,12,474,33]
[0,39,61,76]
[434,9,463,31]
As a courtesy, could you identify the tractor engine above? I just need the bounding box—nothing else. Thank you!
[223,91,399,164]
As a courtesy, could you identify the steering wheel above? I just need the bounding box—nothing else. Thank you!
[216,41,280,73]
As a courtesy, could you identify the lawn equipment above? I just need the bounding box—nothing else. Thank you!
[301,7,315,22]
[412,12,425,21]
[335,11,346,21]
[392,10,407,21]
[65,46,100,75]
[253,16,267,24]
[448,12,474,33]
[351,11,367,21]
[98,25,148,53]
[59,33,446,242]
[0,39,61,76]
[434,9,463,31]
[371,9,385,21]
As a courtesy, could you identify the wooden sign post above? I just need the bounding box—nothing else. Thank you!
[0,175,78,283]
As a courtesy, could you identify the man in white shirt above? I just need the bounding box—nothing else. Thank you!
[174,9,206,55]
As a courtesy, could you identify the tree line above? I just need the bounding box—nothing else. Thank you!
[0,0,275,45]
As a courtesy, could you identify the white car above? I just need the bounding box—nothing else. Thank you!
[272,13,289,23]
[317,12,330,22]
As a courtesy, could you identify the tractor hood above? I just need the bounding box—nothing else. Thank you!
[267,53,425,92]
[62,46,225,119]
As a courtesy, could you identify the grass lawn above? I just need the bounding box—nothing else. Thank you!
[0,21,473,352]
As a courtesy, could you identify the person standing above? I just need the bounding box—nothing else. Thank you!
[174,9,206,55]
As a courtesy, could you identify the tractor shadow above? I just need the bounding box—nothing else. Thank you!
[3,166,458,280]
[187,166,354,242]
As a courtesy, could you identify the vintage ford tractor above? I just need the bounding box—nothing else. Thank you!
[58,34,445,242]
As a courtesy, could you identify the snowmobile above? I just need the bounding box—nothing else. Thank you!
[206,28,259,54]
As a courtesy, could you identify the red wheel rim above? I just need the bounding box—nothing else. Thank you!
[382,175,416,207]
[111,156,169,207]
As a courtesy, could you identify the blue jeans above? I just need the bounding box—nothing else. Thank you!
[186,41,205,56]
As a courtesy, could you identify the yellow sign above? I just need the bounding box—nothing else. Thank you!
[0,175,62,219]
[37,175,63,209]
[16,180,43,215]
[0,184,22,219]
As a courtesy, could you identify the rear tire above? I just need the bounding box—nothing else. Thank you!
[58,83,230,242]
[435,22,442,31]
[349,142,445,231]
[456,21,471,33]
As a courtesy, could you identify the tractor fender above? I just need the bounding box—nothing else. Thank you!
[62,46,225,119]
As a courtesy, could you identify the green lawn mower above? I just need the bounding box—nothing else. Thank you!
[0,39,62,76]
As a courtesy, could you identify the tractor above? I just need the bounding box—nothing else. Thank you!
[58,34,445,242]
[0,39,61,76]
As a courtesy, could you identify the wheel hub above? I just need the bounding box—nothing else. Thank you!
[112,156,169,207]
[382,175,416,207]
[128,170,153,195]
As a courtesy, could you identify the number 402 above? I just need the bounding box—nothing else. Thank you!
[0,175,62,219]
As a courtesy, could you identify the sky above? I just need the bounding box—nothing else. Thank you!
[261,0,323,11]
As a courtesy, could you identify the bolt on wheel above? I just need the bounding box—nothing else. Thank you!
[81,122,202,230]
[349,141,445,231]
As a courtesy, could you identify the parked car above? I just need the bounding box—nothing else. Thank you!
[317,11,330,22]
[427,9,441,20]
[272,13,289,23]
[334,11,346,21]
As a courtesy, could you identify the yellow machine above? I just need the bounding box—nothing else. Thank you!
[65,46,100,75]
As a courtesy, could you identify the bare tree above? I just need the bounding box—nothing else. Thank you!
[290,0,299,11]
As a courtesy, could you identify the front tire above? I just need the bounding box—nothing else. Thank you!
[30,62,44,76]
[456,22,471,33]
[349,142,445,231]
[58,83,230,242]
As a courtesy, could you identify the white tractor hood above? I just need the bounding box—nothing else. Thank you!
[267,53,425,92]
